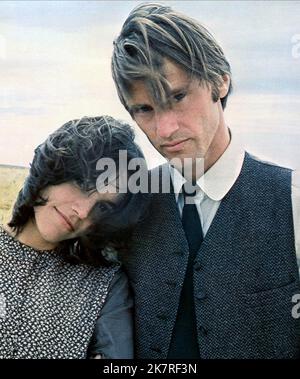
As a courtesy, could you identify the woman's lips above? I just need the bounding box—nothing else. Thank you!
[54,207,74,232]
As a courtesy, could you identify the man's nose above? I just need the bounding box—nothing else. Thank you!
[155,110,179,139]
[72,198,95,220]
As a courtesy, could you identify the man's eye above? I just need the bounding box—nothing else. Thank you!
[133,105,153,115]
[173,92,186,102]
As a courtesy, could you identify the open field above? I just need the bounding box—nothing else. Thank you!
[0,165,28,224]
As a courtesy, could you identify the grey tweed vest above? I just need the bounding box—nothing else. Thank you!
[123,153,300,359]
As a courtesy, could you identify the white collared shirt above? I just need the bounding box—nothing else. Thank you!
[170,132,300,270]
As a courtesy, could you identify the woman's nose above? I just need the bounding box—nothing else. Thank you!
[71,198,95,220]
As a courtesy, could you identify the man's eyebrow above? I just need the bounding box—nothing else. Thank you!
[127,83,191,112]
[168,83,190,96]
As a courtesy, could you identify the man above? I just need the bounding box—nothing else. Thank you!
[111,2,300,358]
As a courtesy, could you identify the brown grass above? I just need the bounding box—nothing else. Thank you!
[0,165,28,224]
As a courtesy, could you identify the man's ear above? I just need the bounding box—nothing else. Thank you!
[218,74,230,99]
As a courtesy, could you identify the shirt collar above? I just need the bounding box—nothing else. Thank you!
[170,130,245,202]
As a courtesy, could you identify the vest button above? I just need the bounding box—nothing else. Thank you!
[165,280,177,288]
[150,346,162,354]
[157,313,169,321]
[156,306,169,321]
[194,262,201,271]
[196,291,207,300]
[198,326,208,336]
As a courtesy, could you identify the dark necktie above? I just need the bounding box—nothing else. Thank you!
[167,185,203,358]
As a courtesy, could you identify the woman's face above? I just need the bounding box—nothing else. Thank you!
[33,182,118,249]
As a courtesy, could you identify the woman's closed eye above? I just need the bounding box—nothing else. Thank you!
[88,201,114,221]
[95,201,115,213]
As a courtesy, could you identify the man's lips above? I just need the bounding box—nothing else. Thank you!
[161,138,189,152]
[54,207,75,232]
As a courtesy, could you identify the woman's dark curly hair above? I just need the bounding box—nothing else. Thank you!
[8,115,150,267]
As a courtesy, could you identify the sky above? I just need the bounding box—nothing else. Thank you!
[0,0,300,169]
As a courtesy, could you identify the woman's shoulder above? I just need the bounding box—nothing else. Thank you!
[64,246,125,289]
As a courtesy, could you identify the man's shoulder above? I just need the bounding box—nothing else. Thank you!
[243,152,293,194]
[245,151,293,173]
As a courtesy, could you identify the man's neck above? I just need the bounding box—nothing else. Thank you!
[203,125,231,175]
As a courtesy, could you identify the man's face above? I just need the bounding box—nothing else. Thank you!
[127,59,230,172]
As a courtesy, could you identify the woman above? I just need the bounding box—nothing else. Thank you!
[0,115,148,359]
